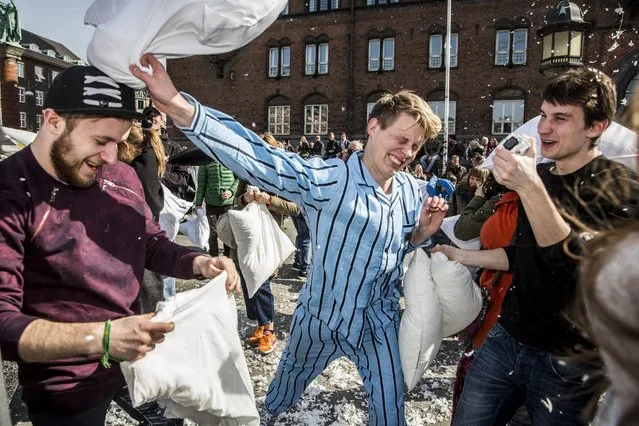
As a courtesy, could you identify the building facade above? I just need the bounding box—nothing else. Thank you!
[168,0,638,141]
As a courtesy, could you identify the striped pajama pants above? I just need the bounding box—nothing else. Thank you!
[264,305,406,425]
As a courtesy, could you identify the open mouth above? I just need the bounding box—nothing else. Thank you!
[541,140,558,148]
[388,154,405,167]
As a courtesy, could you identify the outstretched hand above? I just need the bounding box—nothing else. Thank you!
[412,196,448,245]
[130,54,196,127]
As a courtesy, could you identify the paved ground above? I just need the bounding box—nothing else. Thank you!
[3,220,463,425]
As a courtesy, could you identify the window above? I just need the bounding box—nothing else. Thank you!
[623,73,639,106]
[19,112,27,128]
[304,104,328,135]
[492,99,524,135]
[512,29,527,65]
[281,2,289,15]
[34,66,45,81]
[18,87,25,103]
[429,33,458,68]
[36,114,43,130]
[51,70,59,81]
[305,42,329,75]
[268,105,290,135]
[428,101,457,134]
[368,37,394,72]
[17,61,24,78]
[495,29,528,66]
[367,0,400,5]
[309,0,339,12]
[35,91,44,106]
[29,43,39,52]
[47,49,57,57]
[367,103,376,119]
[365,91,389,126]
[268,45,290,78]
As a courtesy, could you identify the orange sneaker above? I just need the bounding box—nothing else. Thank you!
[248,326,265,345]
[257,330,277,354]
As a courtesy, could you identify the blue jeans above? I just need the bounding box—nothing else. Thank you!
[241,278,274,326]
[292,214,311,273]
[453,324,601,426]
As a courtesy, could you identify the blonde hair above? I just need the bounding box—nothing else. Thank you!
[369,90,442,141]
[118,124,166,177]
[260,132,280,148]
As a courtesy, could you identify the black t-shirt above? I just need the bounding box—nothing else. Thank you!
[499,156,639,353]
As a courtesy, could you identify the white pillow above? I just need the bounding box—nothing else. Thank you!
[120,273,259,425]
[229,203,296,297]
[216,211,237,249]
[430,252,482,337]
[399,249,443,392]
[85,0,288,88]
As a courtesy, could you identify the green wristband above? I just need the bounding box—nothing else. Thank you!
[100,320,112,369]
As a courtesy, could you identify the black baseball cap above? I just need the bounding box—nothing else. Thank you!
[43,65,144,120]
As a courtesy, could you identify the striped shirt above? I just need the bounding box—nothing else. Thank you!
[179,94,424,347]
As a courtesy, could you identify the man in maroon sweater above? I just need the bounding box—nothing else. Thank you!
[0,66,239,425]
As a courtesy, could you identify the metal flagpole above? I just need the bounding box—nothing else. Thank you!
[442,0,452,175]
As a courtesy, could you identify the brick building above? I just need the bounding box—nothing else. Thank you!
[169,0,638,142]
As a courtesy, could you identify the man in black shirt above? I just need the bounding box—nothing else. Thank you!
[434,68,639,425]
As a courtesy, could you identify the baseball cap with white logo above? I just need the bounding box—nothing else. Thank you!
[43,65,144,120]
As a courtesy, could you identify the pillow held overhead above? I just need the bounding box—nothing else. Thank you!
[84,0,289,88]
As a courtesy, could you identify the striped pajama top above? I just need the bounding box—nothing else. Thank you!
[179,94,424,347]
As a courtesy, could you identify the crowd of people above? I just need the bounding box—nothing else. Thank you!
[0,53,637,426]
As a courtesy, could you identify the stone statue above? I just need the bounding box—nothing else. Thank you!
[0,0,21,44]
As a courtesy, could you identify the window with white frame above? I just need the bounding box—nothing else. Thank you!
[34,66,45,81]
[367,102,376,120]
[367,0,399,5]
[35,91,44,106]
[305,42,329,75]
[309,0,339,12]
[304,104,328,135]
[512,29,528,65]
[36,114,43,129]
[492,99,524,134]
[428,101,457,134]
[382,38,395,70]
[17,61,24,78]
[47,49,56,57]
[51,70,59,81]
[268,45,291,78]
[495,29,528,66]
[19,112,27,128]
[428,33,458,68]
[268,105,290,135]
[29,43,39,52]
[368,37,394,72]
[18,87,25,103]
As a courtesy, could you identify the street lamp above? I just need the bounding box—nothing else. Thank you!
[537,0,591,75]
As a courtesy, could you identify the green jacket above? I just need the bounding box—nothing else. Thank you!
[195,161,239,206]
[453,193,501,241]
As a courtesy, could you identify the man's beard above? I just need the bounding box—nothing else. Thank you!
[50,130,98,188]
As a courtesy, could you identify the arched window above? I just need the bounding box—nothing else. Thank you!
[368,28,395,72]
[492,88,526,135]
[428,23,460,69]
[365,90,390,126]
[303,93,329,135]
[427,90,458,134]
[266,95,291,136]
[305,34,330,76]
[267,38,291,78]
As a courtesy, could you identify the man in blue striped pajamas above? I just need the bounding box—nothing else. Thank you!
[133,54,449,426]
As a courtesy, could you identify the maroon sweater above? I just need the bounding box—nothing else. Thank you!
[0,147,200,414]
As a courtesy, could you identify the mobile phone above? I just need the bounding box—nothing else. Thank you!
[499,133,530,156]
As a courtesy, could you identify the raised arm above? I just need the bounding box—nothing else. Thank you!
[131,54,340,208]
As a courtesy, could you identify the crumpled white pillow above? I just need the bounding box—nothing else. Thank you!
[430,252,482,337]
[119,272,259,425]
[229,202,296,298]
[84,0,288,88]
[216,211,237,249]
[399,249,443,392]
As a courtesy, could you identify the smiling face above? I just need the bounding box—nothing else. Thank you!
[50,117,132,188]
[537,101,606,172]
[363,112,425,188]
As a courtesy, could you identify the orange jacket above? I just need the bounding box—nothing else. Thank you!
[472,191,519,348]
